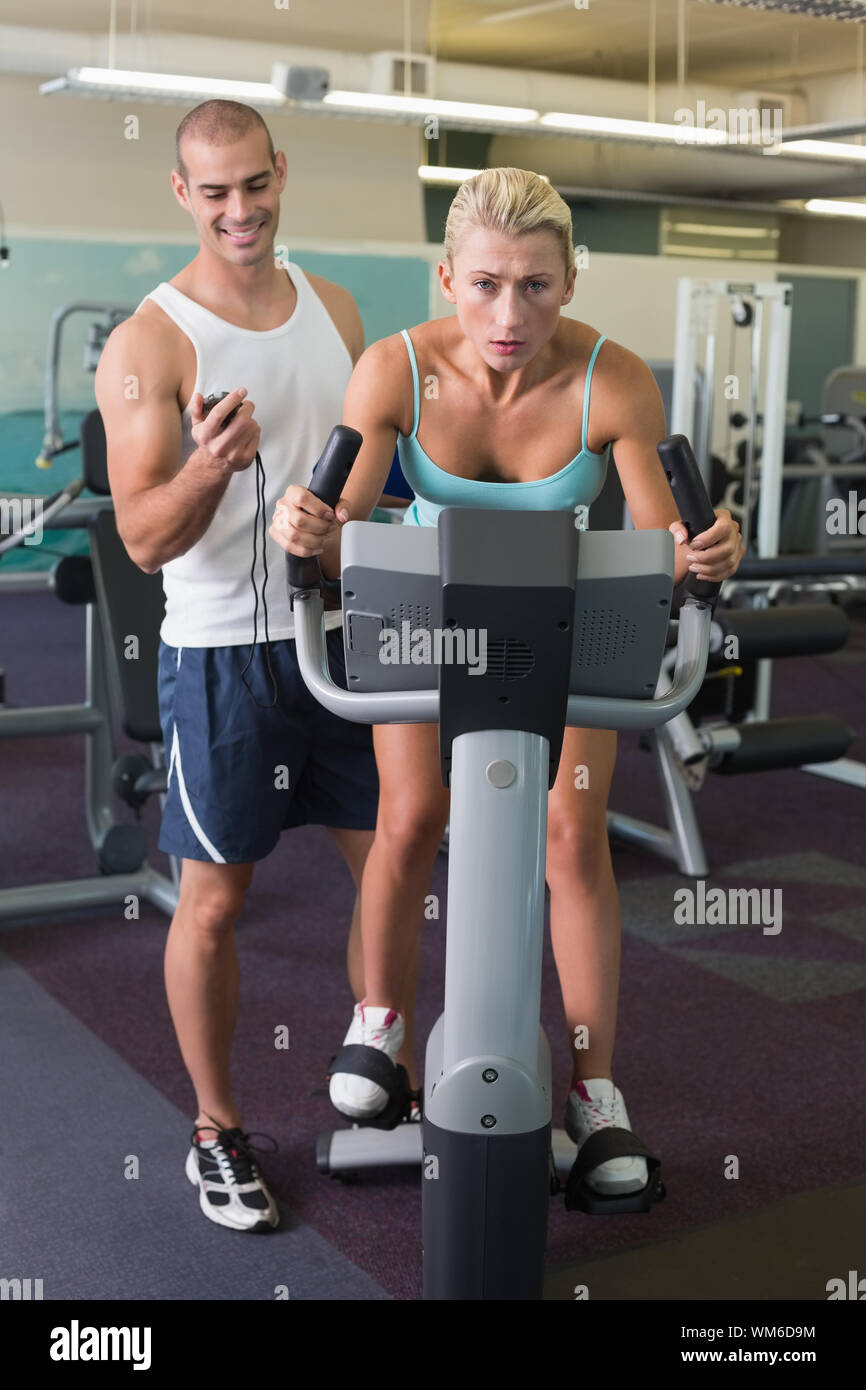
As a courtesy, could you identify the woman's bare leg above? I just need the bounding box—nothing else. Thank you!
[360,723,449,1087]
[545,727,620,1085]
[326,824,421,1088]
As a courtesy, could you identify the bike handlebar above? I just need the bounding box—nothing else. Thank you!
[286,425,363,595]
[291,592,711,732]
[288,429,716,733]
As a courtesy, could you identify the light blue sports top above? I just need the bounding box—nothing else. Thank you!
[396,328,611,527]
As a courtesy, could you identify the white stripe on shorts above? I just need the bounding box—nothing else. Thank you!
[170,725,226,864]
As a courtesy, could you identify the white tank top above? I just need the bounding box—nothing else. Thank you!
[138,263,350,646]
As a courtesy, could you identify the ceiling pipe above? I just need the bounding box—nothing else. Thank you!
[782,118,866,141]
[552,180,858,219]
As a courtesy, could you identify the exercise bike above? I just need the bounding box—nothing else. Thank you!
[287,428,719,1300]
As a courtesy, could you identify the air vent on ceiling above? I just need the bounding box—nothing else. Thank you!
[370,51,434,98]
[734,90,799,134]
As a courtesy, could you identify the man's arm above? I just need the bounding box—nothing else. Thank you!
[602,345,743,584]
[94,315,260,574]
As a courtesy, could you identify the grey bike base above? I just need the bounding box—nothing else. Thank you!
[422,1115,551,1301]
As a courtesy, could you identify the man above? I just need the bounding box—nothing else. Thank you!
[95,99,408,1232]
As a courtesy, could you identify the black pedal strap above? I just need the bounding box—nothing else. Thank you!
[573,1126,660,1177]
[327,1044,400,1096]
[564,1127,666,1214]
[325,1048,413,1131]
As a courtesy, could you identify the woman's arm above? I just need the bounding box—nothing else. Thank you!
[269,334,411,577]
[602,345,744,584]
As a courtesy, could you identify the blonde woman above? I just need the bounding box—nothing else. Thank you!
[271,169,743,1196]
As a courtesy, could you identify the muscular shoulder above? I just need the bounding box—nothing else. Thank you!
[304,272,364,361]
[95,301,183,405]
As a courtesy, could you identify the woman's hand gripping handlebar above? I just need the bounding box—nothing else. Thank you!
[657,434,723,610]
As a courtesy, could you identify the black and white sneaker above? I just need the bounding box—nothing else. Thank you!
[185,1118,280,1232]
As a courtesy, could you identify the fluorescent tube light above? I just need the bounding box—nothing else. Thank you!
[779,139,866,161]
[805,198,866,217]
[419,165,484,184]
[541,113,727,144]
[418,165,550,185]
[41,67,286,104]
[324,91,537,123]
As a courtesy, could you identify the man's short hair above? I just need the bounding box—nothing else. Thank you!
[175,100,277,184]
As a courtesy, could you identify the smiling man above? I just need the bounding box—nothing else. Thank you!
[94,99,385,1232]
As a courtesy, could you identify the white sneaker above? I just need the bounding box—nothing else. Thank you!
[564,1079,649,1196]
[329,1003,405,1119]
[185,1122,280,1232]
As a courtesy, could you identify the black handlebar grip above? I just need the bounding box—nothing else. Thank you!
[287,425,363,593]
[657,433,721,602]
[306,424,363,507]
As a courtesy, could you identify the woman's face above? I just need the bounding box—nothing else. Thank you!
[439,225,576,373]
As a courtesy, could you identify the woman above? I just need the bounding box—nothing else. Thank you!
[271,169,743,1196]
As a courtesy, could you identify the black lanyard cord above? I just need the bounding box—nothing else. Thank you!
[239,449,280,709]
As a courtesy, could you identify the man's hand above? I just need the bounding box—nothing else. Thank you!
[669,507,744,582]
[190,387,260,473]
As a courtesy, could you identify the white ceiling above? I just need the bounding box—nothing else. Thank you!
[5,0,865,85]
[0,1,433,55]
[433,0,861,84]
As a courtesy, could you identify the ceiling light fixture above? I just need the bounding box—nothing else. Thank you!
[540,112,728,144]
[40,66,287,105]
[418,165,550,184]
[323,91,538,123]
[805,198,866,217]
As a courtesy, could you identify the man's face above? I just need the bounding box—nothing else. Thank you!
[439,226,576,372]
[171,130,287,265]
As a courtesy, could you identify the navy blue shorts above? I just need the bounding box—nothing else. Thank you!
[156,631,379,863]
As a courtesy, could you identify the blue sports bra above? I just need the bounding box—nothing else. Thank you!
[395,328,611,527]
